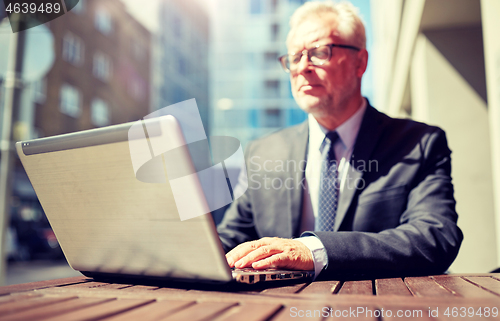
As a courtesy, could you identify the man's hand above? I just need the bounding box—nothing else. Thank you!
[226,237,314,271]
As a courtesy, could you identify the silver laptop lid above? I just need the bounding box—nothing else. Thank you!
[16,115,232,282]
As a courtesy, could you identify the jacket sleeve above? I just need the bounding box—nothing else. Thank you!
[307,128,463,278]
[217,143,259,252]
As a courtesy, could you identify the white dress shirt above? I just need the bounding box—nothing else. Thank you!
[296,99,367,278]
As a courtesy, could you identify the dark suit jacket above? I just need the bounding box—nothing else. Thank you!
[217,105,463,278]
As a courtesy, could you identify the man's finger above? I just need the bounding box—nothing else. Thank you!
[226,240,265,267]
[251,241,314,270]
[234,245,282,268]
[252,253,286,269]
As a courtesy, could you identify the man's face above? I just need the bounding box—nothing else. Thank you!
[287,14,367,117]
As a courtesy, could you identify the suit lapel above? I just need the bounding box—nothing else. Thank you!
[334,105,385,231]
[288,121,309,237]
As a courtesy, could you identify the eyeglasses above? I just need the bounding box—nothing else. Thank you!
[278,43,361,73]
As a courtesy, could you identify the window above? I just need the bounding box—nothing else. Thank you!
[95,8,112,34]
[59,84,81,117]
[129,75,146,101]
[270,0,278,13]
[264,80,280,98]
[91,98,110,127]
[263,109,282,127]
[93,52,112,82]
[271,23,279,42]
[249,109,259,128]
[131,41,146,61]
[62,33,84,66]
[250,0,261,14]
[177,55,186,74]
[33,78,46,103]
[264,52,278,68]
[172,15,182,38]
[191,33,198,58]
[172,48,186,75]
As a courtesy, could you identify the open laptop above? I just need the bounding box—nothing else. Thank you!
[16,115,314,285]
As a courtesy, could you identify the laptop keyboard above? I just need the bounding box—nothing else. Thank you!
[231,268,314,284]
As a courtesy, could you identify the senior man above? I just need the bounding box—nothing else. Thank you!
[217,1,462,279]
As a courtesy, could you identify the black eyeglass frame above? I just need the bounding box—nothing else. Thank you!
[278,43,361,73]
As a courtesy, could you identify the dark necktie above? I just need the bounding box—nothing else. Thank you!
[316,131,340,231]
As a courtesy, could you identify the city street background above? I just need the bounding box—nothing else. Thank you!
[6,260,80,286]
[1,0,500,286]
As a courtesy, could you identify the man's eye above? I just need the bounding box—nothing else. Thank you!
[312,49,329,60]
[290,55,301,64]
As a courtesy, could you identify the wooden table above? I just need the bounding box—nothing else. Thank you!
[1,274,499,320]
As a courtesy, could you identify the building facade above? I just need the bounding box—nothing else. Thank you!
[211,0,308,157]
[156,0,210,133]
[0,0,152,263]
[33,0,151,138]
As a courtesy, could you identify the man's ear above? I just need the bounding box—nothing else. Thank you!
[356,49,368,78]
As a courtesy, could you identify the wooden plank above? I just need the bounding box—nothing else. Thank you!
[45,298,154,321]
[374,278,412,296]
[154,287,188,293]
[447,273,500,277]
[299,281,341,295]
[337,280,372,295]
[98,284,134,290]
[261,283,308,294]
[118,285,159,292]
[0,297,112,321]
[0,296,77,316]
[60,281,111,289]
[272,304,326,321]
[215,303,282,321]
[101,300,195,321]
[0,293,43,304]
[404,276,455,297]
[464,276,500,296]
[0,277,90,295]
[161,301,237,321]
[432,275,500,298]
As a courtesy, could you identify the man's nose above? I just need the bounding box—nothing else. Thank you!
[295,51,311,74]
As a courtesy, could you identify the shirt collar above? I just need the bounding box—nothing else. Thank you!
[308,98,367,153]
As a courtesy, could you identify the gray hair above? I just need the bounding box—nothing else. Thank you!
[287,1,366,49]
